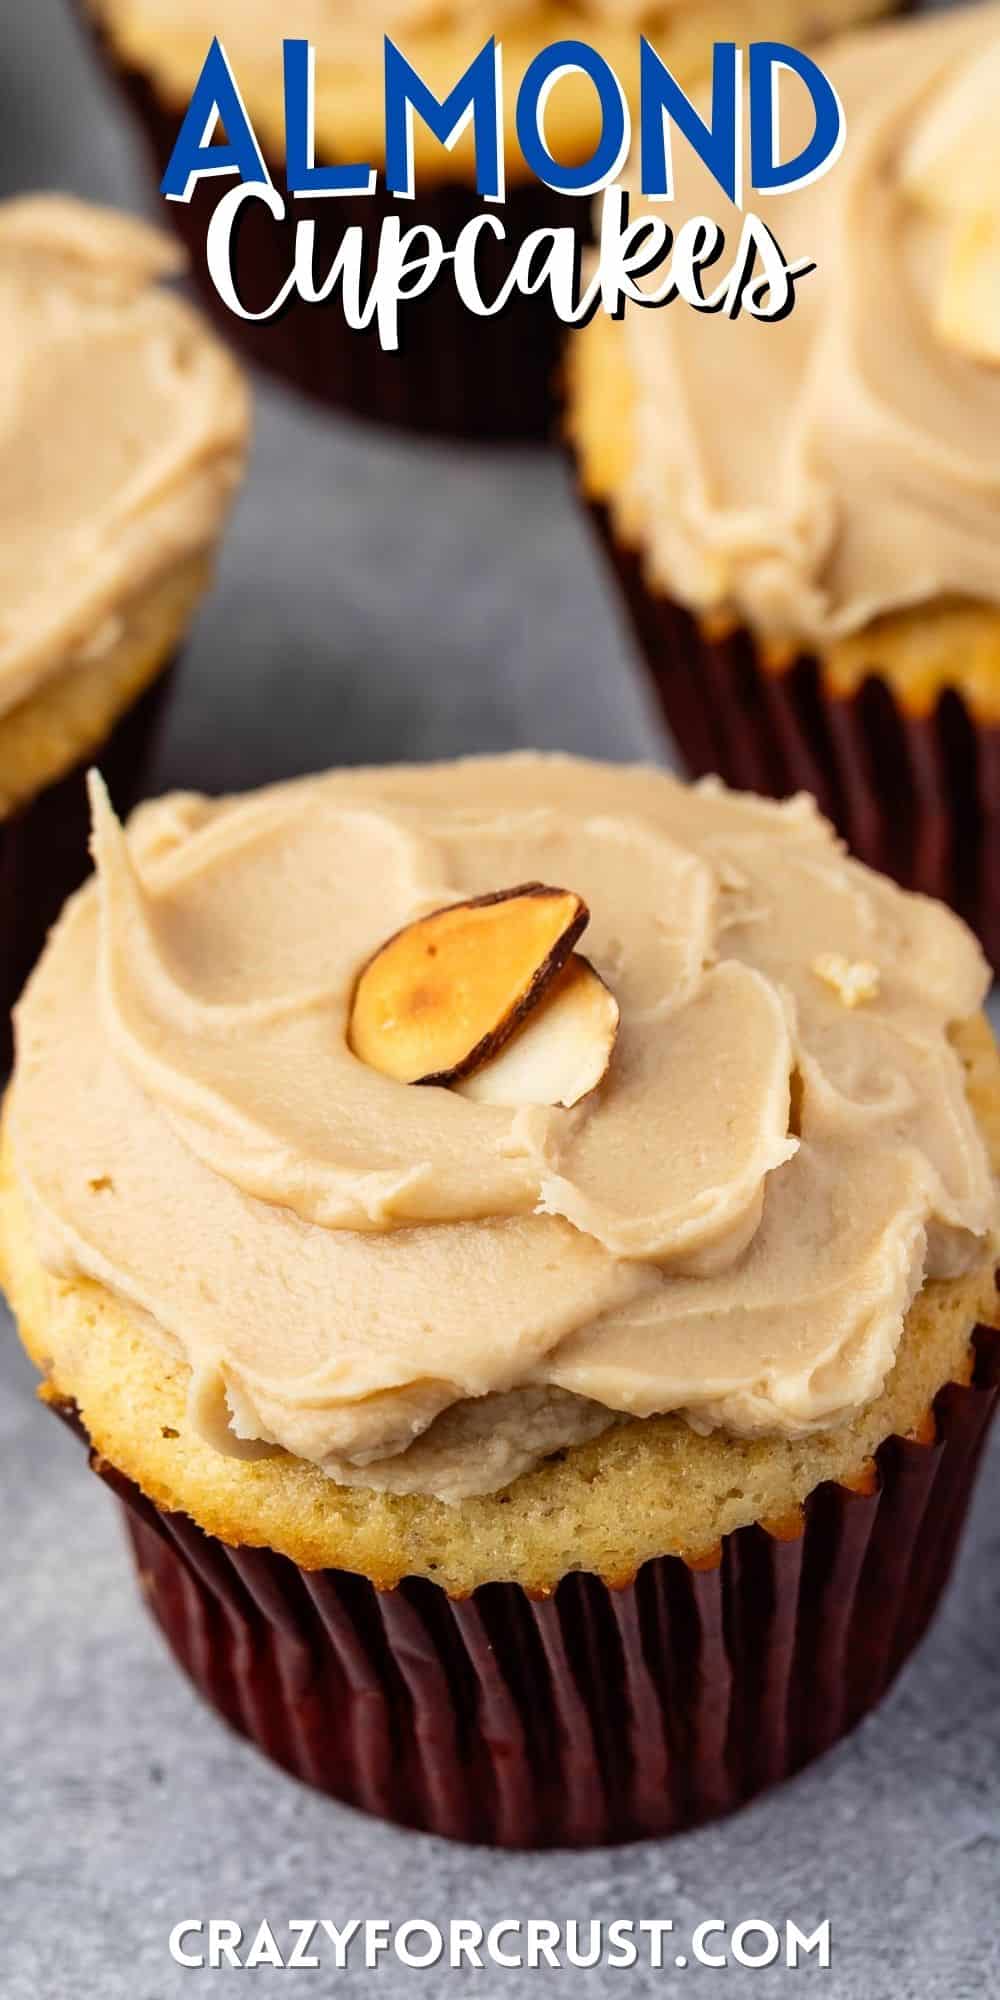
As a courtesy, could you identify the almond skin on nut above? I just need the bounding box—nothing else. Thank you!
[456,954,620,1109]
[348,884,589,1086]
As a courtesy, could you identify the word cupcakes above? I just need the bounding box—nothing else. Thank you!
[81,0,896,438]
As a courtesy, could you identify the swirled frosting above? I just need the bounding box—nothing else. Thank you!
[93,2,733,60]
[0,197,248,724]
[618,4,1000,643]
[92,0,890,46]
[10,756,996,1501]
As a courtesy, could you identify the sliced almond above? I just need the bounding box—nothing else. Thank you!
[456,955,619,1109]
[348,884,589,1086]
[934,211,1000,365]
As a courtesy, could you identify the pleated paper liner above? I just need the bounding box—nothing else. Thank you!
[77,6,580,443]
[588,503,1000,970]
[51,1320,999,1849]
[0,663,174,1073]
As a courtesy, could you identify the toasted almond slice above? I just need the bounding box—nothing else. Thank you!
[456,955,619,1109]
[934,211,1000,365]
[348,884,589,1086]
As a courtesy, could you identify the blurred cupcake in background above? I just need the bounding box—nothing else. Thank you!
[568,3,1000,964]
[0,196,248,1057]
[81,0,897,440]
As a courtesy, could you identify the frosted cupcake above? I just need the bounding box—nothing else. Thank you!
[0,196,248,1059]
[569,4,1000,962]
[3,753,998,1846]
[81,0,895,439]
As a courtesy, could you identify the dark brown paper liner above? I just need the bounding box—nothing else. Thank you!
[0,663,174,1071]
[57,1321,999,1848]
[78,8,579,442]
[588,503,1000,968]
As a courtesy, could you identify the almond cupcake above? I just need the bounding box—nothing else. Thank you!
[3,753,998,1847]
[0,195,248,1058]
[569,4,1000,964]
[81,0,896,440]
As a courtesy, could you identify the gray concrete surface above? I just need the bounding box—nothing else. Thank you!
[1,3,997,1996]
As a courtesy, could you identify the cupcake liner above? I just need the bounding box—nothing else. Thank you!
[79,8,578,442]
[0,662,174,1070]
[589,503,1000,968]
[61,1319,1000,1849]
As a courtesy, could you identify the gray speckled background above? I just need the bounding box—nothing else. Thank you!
[1,5,997,1996]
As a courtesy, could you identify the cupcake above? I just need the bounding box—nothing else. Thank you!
[569,4,1000,965]
[81,0,895,440]
[3,752,998,1848]
[0,195,249,1058]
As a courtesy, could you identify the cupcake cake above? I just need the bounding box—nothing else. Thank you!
[82,0,895,440]
[569,3,1000,964]
[0,195,248,1056]
[3,752,998,1847]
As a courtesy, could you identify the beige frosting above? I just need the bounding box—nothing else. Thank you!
[619,4,1000,644]
[0,196,248,724]
[94,1,687,61]
[92,0,886,76]
[11,755,996,1502]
